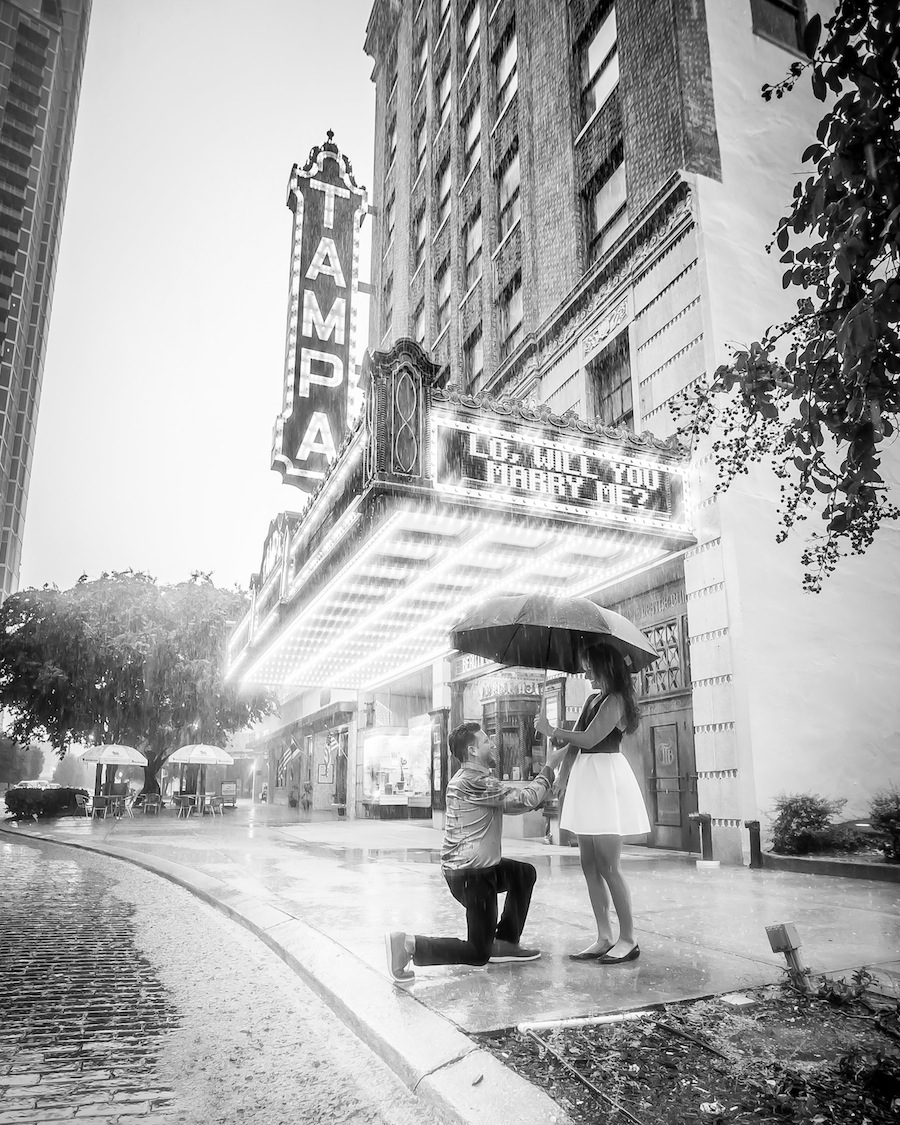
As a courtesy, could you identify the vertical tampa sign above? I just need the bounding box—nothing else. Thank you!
[272,132,368,489]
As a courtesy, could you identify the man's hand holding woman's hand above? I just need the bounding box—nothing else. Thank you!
[546,743,570,770]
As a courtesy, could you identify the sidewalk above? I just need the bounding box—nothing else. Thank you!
[3,806,899,1123]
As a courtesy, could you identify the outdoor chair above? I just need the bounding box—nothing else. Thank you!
[122,795,135,818]
[207,796,225,818]
[90,795,110,819]
[75,793,90,817]
[142,794,162,815]
[173,795,196,818]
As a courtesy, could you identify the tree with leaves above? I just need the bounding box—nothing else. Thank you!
[677,2,900,592]
[0,571,276,793]
[0,738,44,785]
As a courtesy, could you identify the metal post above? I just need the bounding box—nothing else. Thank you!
[689,811,714,860]
[766,922,813,993]
[745,819,763,868]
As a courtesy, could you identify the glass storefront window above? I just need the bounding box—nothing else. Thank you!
[362,716,431,799]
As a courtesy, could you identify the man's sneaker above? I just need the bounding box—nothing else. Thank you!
[489,940,541,963]
[385,931,415,983]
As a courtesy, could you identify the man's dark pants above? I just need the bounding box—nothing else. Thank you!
[412,857,537,966]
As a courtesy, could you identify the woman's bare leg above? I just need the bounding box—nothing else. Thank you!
[594,834,637,957]
[573,835,614,955]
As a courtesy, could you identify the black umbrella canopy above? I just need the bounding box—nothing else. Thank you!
[450,593,658,674]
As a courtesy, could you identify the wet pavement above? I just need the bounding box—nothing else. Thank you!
[3,805,898,1036]
[0,837,178,1124]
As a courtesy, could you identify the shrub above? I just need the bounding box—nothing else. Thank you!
[768,792,868,855]
[4,786,88,819]
[869,785,900,863]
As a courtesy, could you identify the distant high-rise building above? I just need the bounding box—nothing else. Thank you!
[0,0,91,597]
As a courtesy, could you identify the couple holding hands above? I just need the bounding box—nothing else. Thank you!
[387,642,650,984]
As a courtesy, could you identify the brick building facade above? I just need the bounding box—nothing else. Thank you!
[360,0,900,861]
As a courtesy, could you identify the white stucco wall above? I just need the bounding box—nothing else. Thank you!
[697,0,900,825]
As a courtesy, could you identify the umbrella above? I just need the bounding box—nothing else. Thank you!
[167,744,234,766]
[80,744,148,797]
[450,593,658,674]
[81,745,148,765]
[167,744,234,805]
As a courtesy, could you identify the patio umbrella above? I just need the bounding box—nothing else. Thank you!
[450,593,658,674]
[167,744,234,801]
[80,744,148,796]
[167,744,234,766]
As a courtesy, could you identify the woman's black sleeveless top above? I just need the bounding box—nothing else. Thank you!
[574,692,623,754]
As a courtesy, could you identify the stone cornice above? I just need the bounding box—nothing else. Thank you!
[433,383,689,461]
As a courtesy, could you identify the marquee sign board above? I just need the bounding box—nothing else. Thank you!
[431,414,688,532]
[272,133,367,489]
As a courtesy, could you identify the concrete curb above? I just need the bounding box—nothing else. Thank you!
[1,823,573,1125]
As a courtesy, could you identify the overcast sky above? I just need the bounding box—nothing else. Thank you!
[19,0,376,593]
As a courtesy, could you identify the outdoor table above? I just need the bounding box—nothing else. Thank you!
[93,795,126,818]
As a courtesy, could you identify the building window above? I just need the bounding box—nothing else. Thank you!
[415,27,429,89]
[749,0,806,51]
[586,141,627,261]
[462,2,481,72]
[385,193,396,248]
[436,157,451,227]
[437,62,451,128]
[641,620,686,695]
[413,298,426,345]
[386,48,398,102]
[494,24,518,117]
[587,331,632,427]
[464,204,482,289]
[462,98,481,178]
[435,258,451,333]
[464,325,484,388]
[386,115,397,170]
[497,145,521,240]
[580,5,619,124]
[414,205,427,271]
[414,114,427,179]
[383,274,394,336]
[499,272,523,358]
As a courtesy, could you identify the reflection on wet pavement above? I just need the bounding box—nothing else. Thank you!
[8,809,899,1034]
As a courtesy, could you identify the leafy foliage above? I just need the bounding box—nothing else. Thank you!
[0,571,276,792]
[676,2,900,591]
[768,791,870,855]
[815,966,877,1006]
[868,783,900,862]
[0,738,44,785]
[4,786,87,819]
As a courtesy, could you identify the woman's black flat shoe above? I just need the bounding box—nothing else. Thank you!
[598,945,640,964]
[568,946,613,961]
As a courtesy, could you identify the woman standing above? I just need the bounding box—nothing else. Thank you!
[535,643,650,963]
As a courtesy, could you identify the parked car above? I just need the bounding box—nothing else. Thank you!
[10,779,61,789]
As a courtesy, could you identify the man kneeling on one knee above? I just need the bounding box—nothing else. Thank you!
[386,721,567,983]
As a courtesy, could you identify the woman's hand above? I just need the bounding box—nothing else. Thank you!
[547,743,570,770]
[534,712,554,738]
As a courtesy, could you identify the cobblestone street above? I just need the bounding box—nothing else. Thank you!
[0,839,177,1124]
[0,836,451,1125]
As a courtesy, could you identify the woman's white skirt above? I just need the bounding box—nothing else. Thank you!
[560,752,651,837]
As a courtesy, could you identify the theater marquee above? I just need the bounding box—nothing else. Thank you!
[272,133,368,489]
[431,413,687,532]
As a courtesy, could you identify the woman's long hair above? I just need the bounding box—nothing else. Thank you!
[582,644,641,734]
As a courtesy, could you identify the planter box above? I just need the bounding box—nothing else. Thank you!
[762,851,900,883]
